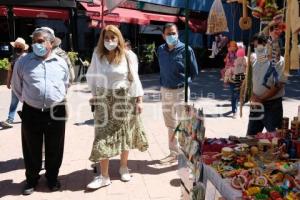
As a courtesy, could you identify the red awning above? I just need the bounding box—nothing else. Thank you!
[13,6,69,20]
[80,2,205,31]
[79,2,104,17]
[0,6,7,17]
[143,12,179,23]
[111,8,150,25]
[81,2,150,25]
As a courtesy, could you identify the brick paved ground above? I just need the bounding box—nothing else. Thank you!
[0,69,299,200]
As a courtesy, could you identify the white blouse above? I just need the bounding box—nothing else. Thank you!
[86,50,144,97]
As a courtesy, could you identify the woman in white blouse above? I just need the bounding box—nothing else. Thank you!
[86,25,148,190]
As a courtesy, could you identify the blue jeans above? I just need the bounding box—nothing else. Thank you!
[7,91,19,122]
[229,83,240,113]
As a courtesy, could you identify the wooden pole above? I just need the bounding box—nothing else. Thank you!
[101,0,104,28]
[184,0,190,103]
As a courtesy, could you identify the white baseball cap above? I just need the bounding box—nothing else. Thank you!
[33,26,55,38]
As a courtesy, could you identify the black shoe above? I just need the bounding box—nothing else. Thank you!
[48,180,61,192]
[23,184,35,195]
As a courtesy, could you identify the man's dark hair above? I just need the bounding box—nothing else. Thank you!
[125,39,131,46]
[163,23,177,33]
[125,39,132,49]
[256,33,268,45]
[251,33,259,43]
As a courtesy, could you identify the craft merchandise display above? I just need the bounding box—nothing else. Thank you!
[201,114,300,200]
[177,109,300,199]
[209,34,229,59]
[175,105,206,200]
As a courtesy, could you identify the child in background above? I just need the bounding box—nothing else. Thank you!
[229,46,247,118]
[222,41,238,82]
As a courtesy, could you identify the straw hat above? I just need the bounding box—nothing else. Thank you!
[10,37,29,50]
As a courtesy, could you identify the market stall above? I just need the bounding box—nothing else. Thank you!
[177,0,300,199]
[178,112,300,199]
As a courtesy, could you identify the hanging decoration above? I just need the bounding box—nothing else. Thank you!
[250,0,281,21]
[284,0,300,74]
[239,0,252,30]
[206,0,229,34]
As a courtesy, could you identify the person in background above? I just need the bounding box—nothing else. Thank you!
[52,37,75,83]
[223,41,238,82]
[12,27,69,195]
[1,37,28,128]
[228,46,247,118]
[86,25,147,190]
[247,34,286,135]
[125,39,138,72]
[157,23,198,164]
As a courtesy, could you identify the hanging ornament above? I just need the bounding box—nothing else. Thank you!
[239,0,252,30]
[250,0,279,21]
[264,0,278,20]
[207,0,229,34]
[251,0,265,18]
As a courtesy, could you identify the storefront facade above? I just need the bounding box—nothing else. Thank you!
[0,0,78,58]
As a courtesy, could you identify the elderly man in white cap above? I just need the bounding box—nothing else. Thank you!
[1,37,28,128]
[12,27,69,195]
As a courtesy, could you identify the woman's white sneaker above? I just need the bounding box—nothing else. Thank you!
[87,175,111,189]
[119,167,131,182]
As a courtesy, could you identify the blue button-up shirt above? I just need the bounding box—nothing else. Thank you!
[12,52,69,109]
[157,41,198,88]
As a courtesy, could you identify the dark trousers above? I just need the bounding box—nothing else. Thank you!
[229,82,240,113]
[247,97,283,136]
[21,102,66,186]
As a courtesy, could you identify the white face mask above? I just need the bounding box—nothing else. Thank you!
[255,45,268,63]
[104,41,118,51]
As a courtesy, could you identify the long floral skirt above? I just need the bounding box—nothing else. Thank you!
[89,87,148,162]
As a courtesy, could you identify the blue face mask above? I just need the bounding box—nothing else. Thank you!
[166,35,178,46]
[32,43,48,57]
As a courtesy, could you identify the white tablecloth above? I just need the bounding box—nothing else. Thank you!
[202,164,242,200]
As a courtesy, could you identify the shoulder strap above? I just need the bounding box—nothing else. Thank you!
[125,52,134,82]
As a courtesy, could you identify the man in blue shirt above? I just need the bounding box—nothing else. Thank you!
[157,23,198,163]
[12,27,69,195]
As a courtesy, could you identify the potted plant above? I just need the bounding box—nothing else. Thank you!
[139,42,156,74]
[67,51,79,80]
[67,51,79,66]
[0,58,10,85]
